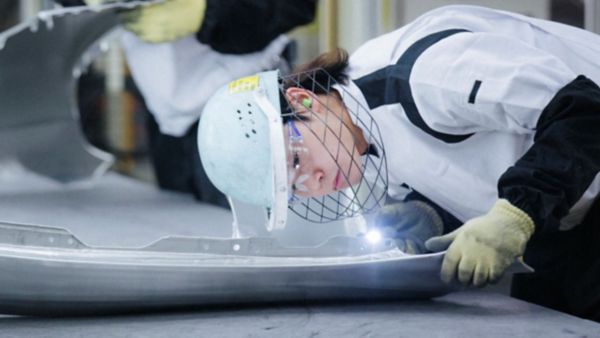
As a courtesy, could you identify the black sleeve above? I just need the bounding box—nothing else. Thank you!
[498,75,600,232]
[53,0,86,6]
[196,0,316,54]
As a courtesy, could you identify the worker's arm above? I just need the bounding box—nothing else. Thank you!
[56,0,316,50]
[120,0,317,49]
[374,200,443,254]
[497,75,600,231]
[412,32,600,285]
[412,31,600,232]
[426,199,535,285]
[54,0,207,43]
[119,0,206,43]
[196,0,316,53]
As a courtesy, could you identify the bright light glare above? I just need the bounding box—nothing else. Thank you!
[365,229,382,244]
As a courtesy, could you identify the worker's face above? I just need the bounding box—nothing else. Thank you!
[284,87,366,200]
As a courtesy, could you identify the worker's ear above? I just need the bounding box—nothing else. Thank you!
[285,87,318,115]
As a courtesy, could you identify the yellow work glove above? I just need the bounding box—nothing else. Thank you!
[119,0,207,43]
[425,199,535,287]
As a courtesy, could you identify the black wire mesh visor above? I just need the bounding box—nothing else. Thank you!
[278,69,388,223]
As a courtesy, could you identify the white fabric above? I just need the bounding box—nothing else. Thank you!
[121,32,289,137]
[341,5,600,228]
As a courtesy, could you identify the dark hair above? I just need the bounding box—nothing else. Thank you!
[279,48,350,123]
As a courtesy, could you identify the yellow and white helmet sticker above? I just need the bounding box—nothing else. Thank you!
[228,75,260,94]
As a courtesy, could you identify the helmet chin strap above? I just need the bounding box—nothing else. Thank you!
[253,89,288,231]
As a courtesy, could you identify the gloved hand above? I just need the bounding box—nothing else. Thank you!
[118,0,207,43]
[375,201,443,254]
[425,199,535,287]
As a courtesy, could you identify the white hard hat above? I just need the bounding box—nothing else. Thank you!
[199,68,389,228]
[197,71,288,230]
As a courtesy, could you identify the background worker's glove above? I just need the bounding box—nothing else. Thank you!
[425,199,535,287]
[375,201,444,254]
[118,0,207,43]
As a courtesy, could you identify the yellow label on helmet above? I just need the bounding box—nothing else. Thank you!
[228,75,260,94]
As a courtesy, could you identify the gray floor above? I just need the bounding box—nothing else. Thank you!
[0,171,232,248]
[0,169,362,248]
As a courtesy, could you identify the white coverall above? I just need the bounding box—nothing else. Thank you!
[340,5,600,230]
[338,5,600,319]
[121,32,290,137]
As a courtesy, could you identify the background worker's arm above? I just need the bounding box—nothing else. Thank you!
[196,0,317,53]
[54,0,206,43]
[56,0,317,50]
[119,0,206,43]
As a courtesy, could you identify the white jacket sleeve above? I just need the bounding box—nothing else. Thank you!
[410,31,578,135]
[121,32,289,137]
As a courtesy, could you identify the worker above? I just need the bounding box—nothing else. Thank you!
[197,5,600,322]
[57,0,316,207]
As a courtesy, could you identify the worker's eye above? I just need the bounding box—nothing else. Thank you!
[292,152,301,170]
[291,152,300,192]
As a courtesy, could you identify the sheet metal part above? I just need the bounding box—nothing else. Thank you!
[0,5,123,182]
[0,171,455,316]
[0,216,453,316]
[0,4,458,316]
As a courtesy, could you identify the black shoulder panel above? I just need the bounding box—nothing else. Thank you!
[354,29,474,143]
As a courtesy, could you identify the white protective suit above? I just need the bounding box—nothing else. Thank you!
[120,31,290,137]
[339,5,600,231]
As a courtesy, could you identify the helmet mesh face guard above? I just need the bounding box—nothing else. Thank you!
[279,69,388,223]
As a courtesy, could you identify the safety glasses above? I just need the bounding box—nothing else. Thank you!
[287,119,309,205]
[279,69,388,222]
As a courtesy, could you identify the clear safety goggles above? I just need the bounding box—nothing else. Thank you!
[286,119,309,205]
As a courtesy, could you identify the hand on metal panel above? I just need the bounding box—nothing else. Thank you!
[375,201,443,254]
[425,199,535,287]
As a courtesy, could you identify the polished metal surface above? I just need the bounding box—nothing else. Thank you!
[0,209,450,316]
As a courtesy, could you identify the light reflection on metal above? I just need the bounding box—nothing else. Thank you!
[365,229,383,244]
[0,219,455,316]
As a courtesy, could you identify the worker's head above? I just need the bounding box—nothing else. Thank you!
[281,54,368,202]
[198,49,387,227]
